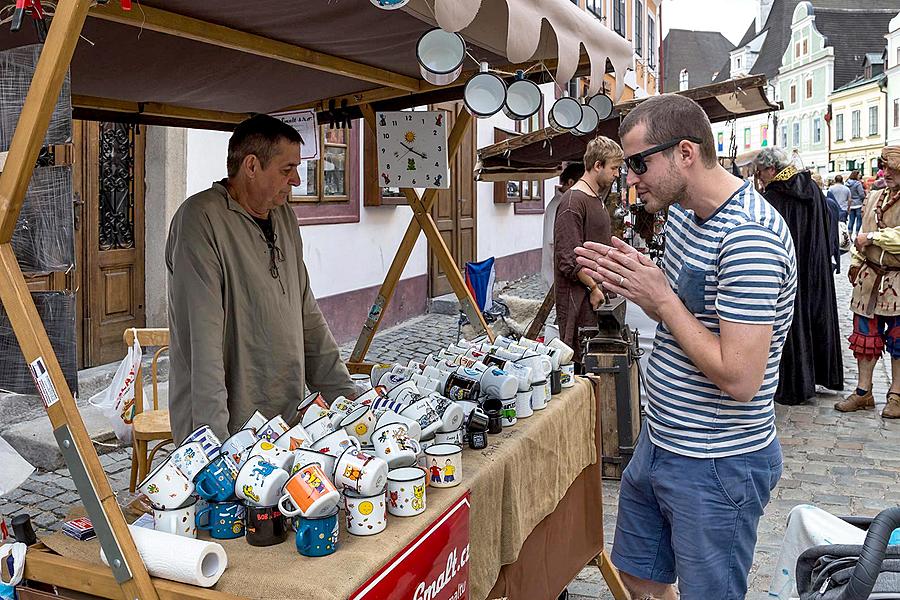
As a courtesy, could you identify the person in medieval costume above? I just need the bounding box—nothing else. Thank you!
[836,146,900,418]
[754,148,843,405]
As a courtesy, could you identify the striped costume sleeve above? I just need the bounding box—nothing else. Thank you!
[715,222,791,325]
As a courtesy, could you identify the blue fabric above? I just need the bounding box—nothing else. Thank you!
[848,207,863,238]
[612,427,783,599]
[464,257,495,312]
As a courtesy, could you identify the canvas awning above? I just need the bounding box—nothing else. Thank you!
[476,75,781,181]
[0,0,634,130]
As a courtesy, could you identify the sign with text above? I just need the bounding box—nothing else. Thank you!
[271,109,319,160]
[350,492,470,600]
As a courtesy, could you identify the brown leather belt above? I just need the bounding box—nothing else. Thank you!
[864,260,900,314]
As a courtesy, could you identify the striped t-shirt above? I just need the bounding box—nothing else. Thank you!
[645,181,797,458]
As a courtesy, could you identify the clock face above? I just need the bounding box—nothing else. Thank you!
[375,111,450,189]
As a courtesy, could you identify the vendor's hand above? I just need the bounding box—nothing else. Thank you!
[855,232,871,251]
[589,285,605,310]
[849,264,861,285]
[575,236,676,315]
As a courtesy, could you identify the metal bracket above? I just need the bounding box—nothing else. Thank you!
[54,425,133,584]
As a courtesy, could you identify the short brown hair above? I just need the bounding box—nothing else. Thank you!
[583,136,624,170]
[619,94,717,168]
[227,114,303,178]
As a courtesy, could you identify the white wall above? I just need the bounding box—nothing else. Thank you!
[184,128,427,300]
[887,13,900,146]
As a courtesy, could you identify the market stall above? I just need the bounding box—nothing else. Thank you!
[0,1,636,599]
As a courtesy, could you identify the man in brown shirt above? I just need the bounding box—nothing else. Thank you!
[166,115,356,443]
[554,136,624,365]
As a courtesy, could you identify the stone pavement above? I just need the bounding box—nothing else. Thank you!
[2,262,899,600]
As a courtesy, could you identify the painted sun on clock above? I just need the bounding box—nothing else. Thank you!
[375,110,450,189]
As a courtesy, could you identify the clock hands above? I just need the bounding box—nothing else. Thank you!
[400,142,428,160]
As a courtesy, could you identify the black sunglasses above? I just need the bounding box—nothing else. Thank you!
[624,137,704,175]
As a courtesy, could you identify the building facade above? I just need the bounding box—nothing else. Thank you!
[829,66,886,177]
[887,11,900,146]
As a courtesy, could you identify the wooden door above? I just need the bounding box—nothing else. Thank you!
[428,102,477,297]
[80,121,146,367]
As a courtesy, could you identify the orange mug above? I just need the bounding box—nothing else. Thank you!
[278,462,340,518]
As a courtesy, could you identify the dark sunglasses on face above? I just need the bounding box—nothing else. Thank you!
[624,136,704,175]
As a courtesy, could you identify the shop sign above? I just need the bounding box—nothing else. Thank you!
[350,492,470,600]
[270,109,319,160]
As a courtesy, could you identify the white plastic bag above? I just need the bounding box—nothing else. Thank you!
[0,437,34,498]
[89,333,145,444]
[0,542,26,600]
[838,220,851,253]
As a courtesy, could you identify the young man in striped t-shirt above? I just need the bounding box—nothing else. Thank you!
[575,94,797,599]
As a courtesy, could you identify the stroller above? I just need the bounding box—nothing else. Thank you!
[797,507,900,599]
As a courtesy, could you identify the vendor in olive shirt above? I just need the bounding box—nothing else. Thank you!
[554,136,624,365]
[166,114,356,443]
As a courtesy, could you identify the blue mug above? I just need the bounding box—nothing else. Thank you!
[196,501,245,539]
[194,453,239,502]
[295,508,339,557]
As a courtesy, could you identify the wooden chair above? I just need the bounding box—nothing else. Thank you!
[125,328,173,493]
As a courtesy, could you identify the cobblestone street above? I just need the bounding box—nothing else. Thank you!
[2,261,899,599]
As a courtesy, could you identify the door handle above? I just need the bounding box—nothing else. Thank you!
[73,191,84,230]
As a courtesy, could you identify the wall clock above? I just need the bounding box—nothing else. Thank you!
[375,110,450,189]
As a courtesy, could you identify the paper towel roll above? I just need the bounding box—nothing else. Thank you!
[101,524,227,587]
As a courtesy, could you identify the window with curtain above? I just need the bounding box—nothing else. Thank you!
[835,114,844,141]
[869,106,879,136]
[586,0,601,16]
[792,122,800,146]
[288,123,360,225]
[851,110,860,139]
[812,117,821,144]
[781,125,788,147]
[647,15,656,69]
[790,85,796,104]
[806,78,812,98]
[634,1,643,56]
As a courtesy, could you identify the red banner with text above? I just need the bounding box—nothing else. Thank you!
[350,492,470,600]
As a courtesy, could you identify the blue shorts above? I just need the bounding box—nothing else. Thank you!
[611,427,782,599]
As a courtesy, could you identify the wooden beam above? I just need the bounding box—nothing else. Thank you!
[349,106,476,364]
[72,95,250,125]
[524,285,555,341]
[88,3,421,92]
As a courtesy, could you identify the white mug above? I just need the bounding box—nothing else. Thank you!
[411,374,441,394]
[429,393,465,433]
[375,410,422,440]
[424,444,462,488]
[169,441,211,481]
[400,397,444,438]
[278,462,340,518]
[516,389,534,419]
[220,428,258,467]
[387,467,427,518]
[384,379,418,401]
[235,455,289,507]
[369,363,394,388]
[344,490,387,536]
[183,425,222,460]
[371,395,408,414]
[531,381,549,410]
[371,423,421,469]
[434,428,464,445]
[501,397,517,427]
[240,410,268,433]
[560,363,576,388]
[257,415,290,443]
[302,405,335,428]
[274,423,313,451]
[138,456,194,510]
[291,448,338,477]
[332,447,388,496]
[339,405,378,446]
[353,386,385,407]
[305,414,336,441]
[547,338,575,364]
[477,366,518,400]
[153,498,197,538]
[247,439,294,472]
[311,429,361,455]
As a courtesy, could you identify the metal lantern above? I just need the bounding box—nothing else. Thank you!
[572,103,599,136]
[416,28,466,86]
[464,62,507,118]
[502,71,542,121]
[548,96,582,131]
[587,93,613,121]
[370,0,411,9]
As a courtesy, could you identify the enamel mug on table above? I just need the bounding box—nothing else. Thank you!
[310,429,361,456]
[531,381,549,410]
[371,423,421,469]
[332,447,388,495]
[278,462,340,518]
[241,410,268,434]
[304,414,337,441]
[400,397,443,439]
[273,423,313,451]
[247,439,294,472]
[424,443,462,488]
[375,410,422,440]
[220,428,258,467]
[168,441,211,481]
[138,456,194,510]
[291,448,338,478]
[560,363,576,388]
[153,497,197,538]
[193,452,239,502]
[339,405,378,446]
[295,508,340,557]
[428,392,464,433]
[182,424,222,460]
[296,392,329,423]
[344,490,387,536]
[195,501,245,540]
[235,456,289,507]
[386,467,427,517]
[257,415,290,443]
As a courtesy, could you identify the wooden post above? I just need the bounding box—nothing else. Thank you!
[595,550,631,600]
[524,284,555,341]
[0,1,160,598]
[350,106,493,365]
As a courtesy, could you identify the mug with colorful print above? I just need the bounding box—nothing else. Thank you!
[332,447,388,496]
[195,501,245,540]
[424,443,462,488]
[295,507,339,557]
[235,455,289,507]
[386,467,427,518]
[138,456,194,510]
[344,490,387,536]
[278,462,340,518]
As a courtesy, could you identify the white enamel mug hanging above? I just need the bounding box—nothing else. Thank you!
[464,62,507,118]
[416,28,466,86]
[573,103,599,136]
[588,93,614,121]
[503,71,542,121]
[548,96,583,131]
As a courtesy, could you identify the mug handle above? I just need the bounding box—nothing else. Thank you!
[278,493,302,517]
[349,437,361,450]
[408,439,422,455]
[195,507,212,531]
[195,476,215,500]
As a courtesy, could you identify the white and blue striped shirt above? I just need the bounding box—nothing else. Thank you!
[645,182,797,458]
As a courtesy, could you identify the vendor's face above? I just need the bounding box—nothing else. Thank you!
[592,159,623,189]
[622,123,685,214]
[252,140,301,211]
[885,165,899,191]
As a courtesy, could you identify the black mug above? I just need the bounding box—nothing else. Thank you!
[245,505,288,547]
[486,410,503,434]
[466,407,489,432]
[550,370,562,395]
[468,430,488,450]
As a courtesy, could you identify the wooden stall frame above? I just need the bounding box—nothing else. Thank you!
[0,2,630,598]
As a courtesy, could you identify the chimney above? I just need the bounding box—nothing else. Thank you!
[757,0,774,34]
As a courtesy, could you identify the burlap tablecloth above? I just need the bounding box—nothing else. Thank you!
[41,378,596,600]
